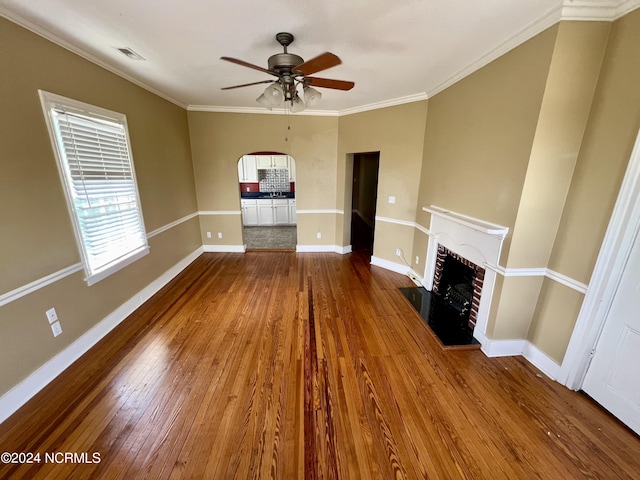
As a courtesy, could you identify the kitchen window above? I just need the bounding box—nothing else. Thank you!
[39,91,149,285]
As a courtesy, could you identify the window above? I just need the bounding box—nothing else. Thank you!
[39,91,149,285]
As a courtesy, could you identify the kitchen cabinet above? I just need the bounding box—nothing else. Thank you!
[242,198,296,226]
[273,199,289,225]
[241,155,295,182]
[288,159,296,182]
[258,201,275,225]
[241,199,259,226]
[238,155,258,182]
[273,155,289,169]
[289,199,297,223]
[257,155,289,170]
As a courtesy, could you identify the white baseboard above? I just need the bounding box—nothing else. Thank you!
[480,335,526,357]
[370,256,410,275]
[0,247,204,425]
[296,245,348,254]
[478,334,560,380]
[522,342,560,380]
[337,245,352,254]
[202,244,246,253]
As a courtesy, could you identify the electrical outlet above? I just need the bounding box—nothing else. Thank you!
[206,232,212,238]
[217,232,223,239]
[415,256,420,265]
[317,232,322,239]
[388,196,396,204]
[46,307,58,324]
[396,249,402,256]
[51,321,62,337]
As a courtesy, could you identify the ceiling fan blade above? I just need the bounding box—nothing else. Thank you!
[295,52,341,76]
[221,80,275,90]
[220,56,276,76]
[306,77,355,91]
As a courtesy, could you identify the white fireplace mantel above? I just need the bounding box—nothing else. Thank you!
[423,206,509,238]
[422,205,509,343]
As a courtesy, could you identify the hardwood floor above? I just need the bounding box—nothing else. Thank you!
[1,252,638,479]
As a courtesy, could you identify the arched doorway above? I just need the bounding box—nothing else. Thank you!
[237,152,297,250]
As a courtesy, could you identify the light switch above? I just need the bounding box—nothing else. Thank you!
[46,307,58,324]
[51,321,62,337]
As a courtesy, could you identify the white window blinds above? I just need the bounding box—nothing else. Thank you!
[40,91,149,285]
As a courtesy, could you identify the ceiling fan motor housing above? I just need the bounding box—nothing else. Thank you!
[268,53,304,73]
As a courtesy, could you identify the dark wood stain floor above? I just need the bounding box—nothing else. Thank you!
[0,252,638,479]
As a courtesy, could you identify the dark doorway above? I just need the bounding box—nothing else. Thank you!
[350,152,380,258]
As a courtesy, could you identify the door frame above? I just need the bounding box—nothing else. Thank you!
[349,152,381,256]
[559,128,640,389]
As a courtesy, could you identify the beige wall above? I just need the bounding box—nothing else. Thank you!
[3,5,640,400]
[528,9,640,362]
[416,26,558,240]
[491,21,610,342]
[187,111,339,246]
[413,15,639,360]
[507,21,610,269]
[337,101,428,262]
[415,26,558,341]
[0,18,200,395]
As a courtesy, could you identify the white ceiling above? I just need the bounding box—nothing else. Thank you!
[1,0,638,114]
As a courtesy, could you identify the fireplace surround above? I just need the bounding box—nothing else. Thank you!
[422,206,509,344]
[432,244,486,332]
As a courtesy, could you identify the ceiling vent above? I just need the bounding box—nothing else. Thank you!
[117,47,146,61]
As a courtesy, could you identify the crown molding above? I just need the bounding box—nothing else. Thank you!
[4,1,639,116]
[561,0,640,21]
[337,93,428,116]
[428,4,563,98]
[187,105,339,116]
[189,92,428,117]
[0,7,187,109]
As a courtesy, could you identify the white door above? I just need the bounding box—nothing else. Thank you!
[582,228,640,435]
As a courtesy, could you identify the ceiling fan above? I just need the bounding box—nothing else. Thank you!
[221,32,354,112]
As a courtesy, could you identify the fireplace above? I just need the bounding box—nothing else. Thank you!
[432,245,485,334]
[422,206,509,346]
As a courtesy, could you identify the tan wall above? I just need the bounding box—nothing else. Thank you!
[199,214,244,246]
[507,21,610,269]
[527,279,585,363]
[337,101,427,262]
[491,21,610,342]
[187,111,339,246]
[415,26,558,340]
[548,9,640,283]
[528,9,640,361]
[416,26,558,242]
[0,18,200,396]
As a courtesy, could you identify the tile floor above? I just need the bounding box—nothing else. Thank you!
[243,226,297,250]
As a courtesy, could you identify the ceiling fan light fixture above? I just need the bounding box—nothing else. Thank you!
[256,93,273,110]
[263,82,284,105]
[222,33,354,113]
[304,86,322,107]
[290,95,305,113]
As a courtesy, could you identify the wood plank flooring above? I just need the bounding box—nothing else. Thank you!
[0,252,638,479]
